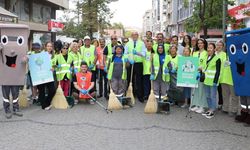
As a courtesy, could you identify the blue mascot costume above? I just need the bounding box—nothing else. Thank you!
[226,28,250,126]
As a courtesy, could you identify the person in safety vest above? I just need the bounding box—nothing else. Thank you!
[142,39,154,101]
[216,40,239,116]
[103,35,120,67]
[80,36,97,91]
[150,44,171,101]
[168,45,183,105]
[152,33,170,54]
[107,45,129,102]
[201,43,221,119]
[73,61,95,104]
[125,31,146,103]
[96,38,109,100]
[190,38,208,114]
[69,42,82,74]
[55,44,73,96]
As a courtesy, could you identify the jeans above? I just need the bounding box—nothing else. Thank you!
[204,85,217,111]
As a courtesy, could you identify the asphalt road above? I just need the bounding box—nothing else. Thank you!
[0,87,249,150]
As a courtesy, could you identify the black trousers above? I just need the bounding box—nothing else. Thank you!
[98,69,108,97]
[133,63,144,101]
[37,81,56,109]
[143,75,151,100]
[91,70,97,91]
[2,85,20,113]
[218,84,223,105]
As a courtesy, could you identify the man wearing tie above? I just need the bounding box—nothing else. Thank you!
[125,32,146,103]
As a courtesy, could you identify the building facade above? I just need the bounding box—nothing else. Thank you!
[0,0,68,47]
[142,9,153,36]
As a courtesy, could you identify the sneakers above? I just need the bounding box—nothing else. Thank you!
[195,107,204,114]
[45,105,52,111]
[190,106,199,112]
[205,112,214,119]
[181,104,189,108]
[13,110,23,117]
[74,100,79,105]
[202,111,210,116]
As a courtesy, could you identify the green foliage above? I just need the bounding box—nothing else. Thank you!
[184,0,223,37]
[60,0,117,38]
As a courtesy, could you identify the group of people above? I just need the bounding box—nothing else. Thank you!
[2,30,249,126]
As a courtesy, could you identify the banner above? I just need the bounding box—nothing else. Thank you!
[177,56,199,88]
[48,19,64,32]
[29,52,54,86]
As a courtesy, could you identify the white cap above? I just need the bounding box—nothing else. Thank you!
[84,36,91,40]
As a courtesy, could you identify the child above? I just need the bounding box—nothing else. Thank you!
[143,40,154,101]
[150,44,171,102]
[202,43,221,119]
[107,45,128,102]
[181,47,192,108]
[73,61,95,104]
[56,44,73,96]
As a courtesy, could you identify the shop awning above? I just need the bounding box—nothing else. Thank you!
[228,2,250,20]
[46,0,69,9]
[0,6,18,23]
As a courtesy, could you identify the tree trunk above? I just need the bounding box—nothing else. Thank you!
[203,25,208,39]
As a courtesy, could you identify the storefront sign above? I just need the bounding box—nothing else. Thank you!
[48,19,64,32]
[228,2,250,20]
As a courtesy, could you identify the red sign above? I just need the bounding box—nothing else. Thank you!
[48,19,64,32]
[228,2,250,20]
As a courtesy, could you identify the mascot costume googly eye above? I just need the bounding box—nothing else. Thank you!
[226,28,250,126]
[0,24,29,119]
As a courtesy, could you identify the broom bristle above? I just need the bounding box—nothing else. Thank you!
[108,89,122,110]
[144,90,157,113]
[126,83,135,105]
[19,89,29,108]
[52,85,68,109]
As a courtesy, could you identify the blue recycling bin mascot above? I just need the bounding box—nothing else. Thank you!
[226,28,250,126]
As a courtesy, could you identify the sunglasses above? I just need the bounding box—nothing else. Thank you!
[123,41,128,43]
[111,38,117,40]
[63,47,68,49]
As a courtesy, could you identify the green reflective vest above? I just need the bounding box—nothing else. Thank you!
[193,50,208,71]
[81,45,96,71]
[204,55,220,86]
[153,43,170,54]
[143,51,152,75]
[126,40,144,63]
[217,51,233,85]
[70,51,82,71]
[152,54,171,82]
[56,54,73,81]
[107,57,127,80]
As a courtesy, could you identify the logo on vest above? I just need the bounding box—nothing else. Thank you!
[85,52,91,57]
[146,55,150,61]
[81,77,86,81]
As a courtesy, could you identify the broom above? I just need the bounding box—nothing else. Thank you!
[144,81,157,113]
[51,81,69,109]
[19,65,29,108]
[108,82,122,110]
[126,64,135,105]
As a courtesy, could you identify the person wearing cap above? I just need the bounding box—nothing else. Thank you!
[125,31,146,103]
[73,61,95,104]
[107,45,129,102]
[27,43,41,104]
[80,36,97,91]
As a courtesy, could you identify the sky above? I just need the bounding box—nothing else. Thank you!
[109,0,152,28]
[57,0,152,29]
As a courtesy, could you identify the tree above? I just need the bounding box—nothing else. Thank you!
[184,0,223,38]
[60,0,117,39]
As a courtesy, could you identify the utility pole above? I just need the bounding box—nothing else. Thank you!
[222,0,228,43]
